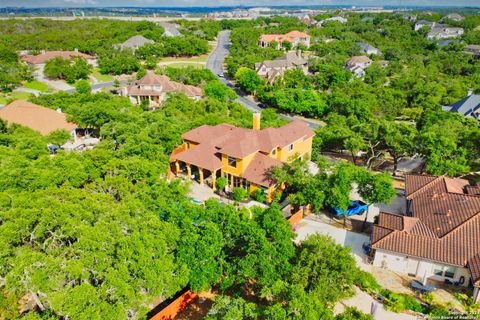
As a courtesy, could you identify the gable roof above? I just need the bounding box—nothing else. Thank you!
[22,51,95,64]
[259,30,309,43]
[255,52,308,70]
[0,100,77,135]
[126,73,202,98]
[346,56,372,64]
[358,42,381,54]
[446,94,480,120]
[121,35,154,49]
[242,153,283,187]
[372,174,480,280]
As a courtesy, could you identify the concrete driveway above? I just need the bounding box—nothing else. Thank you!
[296,216,417,320]
[295,215,371,270]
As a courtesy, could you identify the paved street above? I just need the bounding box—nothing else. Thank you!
[207,30,323,130]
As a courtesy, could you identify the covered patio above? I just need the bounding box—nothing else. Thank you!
[170,143,223,190]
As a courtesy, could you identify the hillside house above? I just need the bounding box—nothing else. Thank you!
[443,92,480,121]
[0,100,99,151]
[345,56,372,78]
[443,13,465,21]
[254,51,308,84]
[22,50,96,66]
[259,31,310,49]
[414,20,436,31]
[464,44,480,57]
[119,35,154,51]
[427,26,464,39]
[358,42,382,55]
[158,22,182,37]
[371,175,480,303]
[317,16,348,26]
[170,114,315,201]
[123,72,202,108]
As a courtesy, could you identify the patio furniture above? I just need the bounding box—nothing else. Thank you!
[410,280,436,294]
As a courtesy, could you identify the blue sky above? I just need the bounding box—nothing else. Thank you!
[2,0,480,7]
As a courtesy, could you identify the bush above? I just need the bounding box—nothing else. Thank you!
[75,79,91,94]
[233,187,246,202]
[215,176,227,191]
[253,188,266,203]
[382,290,423,313]
[354,271,382,293]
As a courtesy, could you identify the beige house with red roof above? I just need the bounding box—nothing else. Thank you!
[259,31,310,49]
[22,51,96,65]
[170,113,315,201]
[372,174,480,303]
[124,72,202,107]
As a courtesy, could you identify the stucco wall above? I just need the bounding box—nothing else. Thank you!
[373,250,471,286]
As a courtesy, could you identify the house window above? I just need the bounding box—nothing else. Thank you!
[434,265,457,278]
[186,142,190,149]
[445,266,456,278]
[228,156,237,168]
[272,149,276,156]
[434,265,444,276]
[288,144,294,152]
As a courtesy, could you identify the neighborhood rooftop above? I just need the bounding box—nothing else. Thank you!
[372,174,480,285]
[0,100,77,135]
[22,51,95,64]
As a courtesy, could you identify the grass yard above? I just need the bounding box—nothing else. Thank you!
[0,91,34,104]
[22,80,49,92]
[92,69,114,83]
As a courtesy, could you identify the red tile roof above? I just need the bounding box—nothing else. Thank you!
[259,30,310,43]
[242,153,283,187]
[126,73,202,98]
[22,51,95,64]
[372,174,480,283]
[173,121,315,186]
[0,100,77,135]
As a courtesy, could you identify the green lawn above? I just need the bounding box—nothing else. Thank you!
[22,80,49,92]
[92,69,114,83]
[0,91,34,104]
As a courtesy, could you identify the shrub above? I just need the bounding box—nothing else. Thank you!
[253,188,266,203]
[382,290,423,313]
[233,187,246,202]
[75,79,91,94]
[215,176,227,191]
[353,271,381,293]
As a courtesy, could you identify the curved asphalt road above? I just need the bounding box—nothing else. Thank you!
[206,30,323,130]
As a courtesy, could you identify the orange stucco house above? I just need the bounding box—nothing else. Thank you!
[170,113,315,201]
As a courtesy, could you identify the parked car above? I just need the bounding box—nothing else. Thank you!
[258,103,268,109]
[333,200,368,217]
[218,73,225,78]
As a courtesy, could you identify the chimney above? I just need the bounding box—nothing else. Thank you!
[468,88,473,96]
[252,112,261,130]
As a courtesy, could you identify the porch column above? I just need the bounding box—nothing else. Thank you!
[148,96,152,103]
[175,161,180,174]
[212,170,217,190]
[136,97,140,104]
[230,174,234,189]
[186,164,192,180]
[474,286,480,304]
[199,168,204,185]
